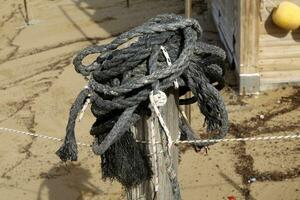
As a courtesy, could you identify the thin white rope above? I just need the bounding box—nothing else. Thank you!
[0,127,91,147]
[78,86,91,122]
[161,45,179,89]
[135,139,161,144]
[0,127,299,147]
[147,45,180,155]
[175,134,300,144]
[78,97,90,122]
[149,91,173,154]
[160,46,172,66]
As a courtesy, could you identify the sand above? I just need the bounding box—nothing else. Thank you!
[0,0,299,199]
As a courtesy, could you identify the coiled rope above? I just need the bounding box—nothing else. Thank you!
[56,14,228,198]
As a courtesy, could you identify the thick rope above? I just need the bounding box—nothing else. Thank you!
[56,14,228,197]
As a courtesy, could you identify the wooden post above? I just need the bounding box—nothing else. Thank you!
[23,0,29,25]
[184,0,192,123]
[185,0,192,18]
[126,0,130,8]
[127,89,179,200]
[239,0,260,95]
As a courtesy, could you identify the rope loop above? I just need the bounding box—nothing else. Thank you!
[56,14,228,192]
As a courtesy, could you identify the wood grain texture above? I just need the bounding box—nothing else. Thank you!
[258,0,300,76]
[185,0,192,123]
[211,0,300,91]
[239,0,260,74]
[127,89,179,200]
[260,69,300,90]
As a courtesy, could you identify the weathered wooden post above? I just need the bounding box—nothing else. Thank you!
[184,0,192,122]
[127,89,179,200]
[23,0,29,25]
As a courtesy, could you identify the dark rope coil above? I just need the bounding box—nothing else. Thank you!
[56,14,228,197]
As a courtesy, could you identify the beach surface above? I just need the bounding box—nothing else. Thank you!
[0,0,299,199]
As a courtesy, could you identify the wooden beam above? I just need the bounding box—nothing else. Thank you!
[239,0,261,94]
[185,0,192,18]
[184,0,192,122]
[260,70,300,91]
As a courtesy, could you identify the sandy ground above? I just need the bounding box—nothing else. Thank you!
[0,0,299,199]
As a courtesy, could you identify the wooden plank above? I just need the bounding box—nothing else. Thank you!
[261,70,300,83]
[239,0,260,74]
[260,38,300,47]
[127,89,179,200]
[257,0,300,86]
[259,33,300,43]
[211,0,300,91]
[259,45,300,59]
[258,57,300,71]
[260,70,300,90]
[238,0,261,94]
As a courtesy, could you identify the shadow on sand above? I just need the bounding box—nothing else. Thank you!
[57,0,183,44]
[37,163,103,200]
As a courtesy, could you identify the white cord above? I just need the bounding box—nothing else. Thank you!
[175,134,300,144]
[0,127,91,147]
[149,91,173,154]
[1,127,299,147]
[161,46,179,89]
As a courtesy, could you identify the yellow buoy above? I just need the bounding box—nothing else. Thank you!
[272,1,300,30]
